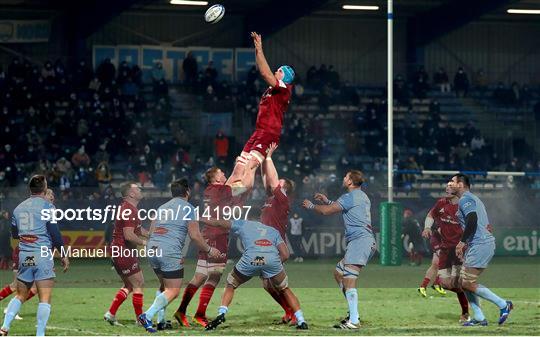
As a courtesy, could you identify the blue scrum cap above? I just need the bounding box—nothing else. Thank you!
[279,65,295,84]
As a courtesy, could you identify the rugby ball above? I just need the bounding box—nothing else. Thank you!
[205,4,225,24]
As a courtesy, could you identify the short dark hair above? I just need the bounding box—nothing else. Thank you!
[29,175,47,194]
[453,173,471,188]
[204,167,221,184]
[120,181,137,197]
[171,178,190,198]
[348,170,365,186]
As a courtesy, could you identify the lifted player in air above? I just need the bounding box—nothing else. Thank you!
[174,167,248,327]
[137,178,222,333]
[259,143,298,324]
[0,189,54,320]
[203,216,308,331]
[422,181,470,322]
[104,182,149,327]
[227,31,295,189]
[449,174,513,326]
[1,176,69,337]
[302,170,376,330]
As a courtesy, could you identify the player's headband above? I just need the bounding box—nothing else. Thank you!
[279,65,295,84]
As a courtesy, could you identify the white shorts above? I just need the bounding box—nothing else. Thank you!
[195,258,226,276]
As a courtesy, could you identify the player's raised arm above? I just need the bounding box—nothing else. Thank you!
[251,32,276,87]
[261,142,279,193]
[187,220,221,258]
[302,197,342,216]
[123,226,147,246]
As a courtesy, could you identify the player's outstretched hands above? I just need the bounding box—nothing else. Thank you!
[314,193,329,204]
[267,142,278,158]
[208,247,223,259]
[61,256,70,273]
[421,228,432,238]
[251,32,262,50]
[302,199,314,210]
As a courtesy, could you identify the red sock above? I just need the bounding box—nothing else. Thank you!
[178,283,199,313]
[108,288,129,316]
[278,291,293,315]
[0,285,13,301]
[420,277,430,288]
[132,293,143,318]
[433,276,441,286]
[456,291,469,315]
[26,289,37,301]
[266,287,291,315]
[195,285,215,317]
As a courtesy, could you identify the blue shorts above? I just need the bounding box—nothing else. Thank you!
[235,253,283,279]
[464,240,495,269]
[344,235,376,266]
[149,255,184,279]
[17,250,55,283]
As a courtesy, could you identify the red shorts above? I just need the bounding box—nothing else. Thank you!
[438,247,461,270]
[112,256,141,277]
[11,246,19,271]
[430,232,442,252]
[198,233,228,264]
[242,129,280,158]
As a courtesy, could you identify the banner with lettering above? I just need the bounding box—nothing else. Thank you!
[0,20,50,43]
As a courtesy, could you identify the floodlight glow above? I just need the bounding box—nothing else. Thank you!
[170,0,209,6]
[507,9,540,14]
[342,5,379,10]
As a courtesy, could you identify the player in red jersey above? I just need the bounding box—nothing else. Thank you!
[259,143,298,324]
[174,167,247,327]
[422,181,470,322]
[227,32,295,189]
[0,189,53,317]
[417,211,446,297]
[104,182,149,327]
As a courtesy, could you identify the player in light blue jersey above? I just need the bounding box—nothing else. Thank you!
[449,174,513,326]
[203,216,308,331]
[1,176,69,337]
[137,178,221,333]
[302,170,375,330]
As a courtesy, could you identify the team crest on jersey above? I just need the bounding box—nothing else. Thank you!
[250,256,266,266]
[22,255,36,267]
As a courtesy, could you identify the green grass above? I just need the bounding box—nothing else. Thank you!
[1,258,539,335]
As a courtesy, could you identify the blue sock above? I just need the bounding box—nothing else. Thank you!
[145,293,169,321]
[1,297,22,331]
[36,302,51,337]
[475,285,506,309]
[218,306,228,315]
[345,288,359,324]
[155,290,166,323]
[465,291,486,321]
[294,310,305,324]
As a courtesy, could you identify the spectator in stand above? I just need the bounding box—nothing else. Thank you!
[306,65,317,89]
[71,145,91,168]
[433,67,450,93]
[205,61,218,86]
[0,210,11,270]
[183,51,198,91]
[96,161,112,192]
[74,60,93,91]
[96,58,116,84]
[453,67,469,97]
[471,132,485,152]
[41,61,55,80]
[473,68,487,91]
[394,74,408,105]
[328,65,340,89]
[151,62,165,83]
[289,213,304,262]
[510,82,521,106]
[214,131,229,164]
